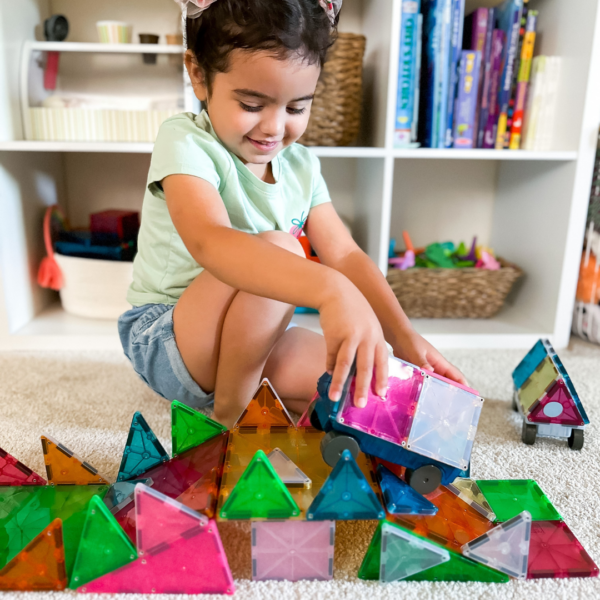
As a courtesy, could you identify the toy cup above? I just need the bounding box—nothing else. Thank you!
[96,21,132,44]
[166,33,184,67]
[139,33,160,64]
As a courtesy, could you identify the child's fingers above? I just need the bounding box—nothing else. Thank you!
[433,358,468,387]
[353,345,374,408]
[374,342,389,397]
[329,340,356,402]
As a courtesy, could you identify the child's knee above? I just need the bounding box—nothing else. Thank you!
[257,230,305,258]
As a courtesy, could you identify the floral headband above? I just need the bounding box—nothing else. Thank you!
[175,0,342,24]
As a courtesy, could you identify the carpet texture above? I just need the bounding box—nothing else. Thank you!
[1,338,600,599]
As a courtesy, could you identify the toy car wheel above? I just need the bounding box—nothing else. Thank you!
[404,465,442,495]
[522,422,537,445]
[307,401,324,431]
[320,431,360,467]
[568,429,584,450]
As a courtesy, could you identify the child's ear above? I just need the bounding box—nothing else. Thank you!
[184,50,208,102]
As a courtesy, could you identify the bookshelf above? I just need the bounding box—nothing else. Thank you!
[1,0,599,351]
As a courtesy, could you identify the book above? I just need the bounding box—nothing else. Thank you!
[412,13,424,142]
[474,7,495,148]
[394,0,422,147]
[508,10,538,149]
[470,8,489,53]
[436,0,453,148]
[444,0,465,148]
[482,29,505,148]
[494,0,524,149]
[420,0,441,147]
[453,50,481,148]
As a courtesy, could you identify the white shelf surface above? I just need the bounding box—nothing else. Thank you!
[28,41,184,54]
[0,141,579,162]
[3,302,551,351]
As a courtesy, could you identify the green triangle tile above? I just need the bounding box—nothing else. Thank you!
[219,450,300,520]
[171,400,227,456]
[475,480,561,522]
[69,496,137,589]
[358,520,509,583]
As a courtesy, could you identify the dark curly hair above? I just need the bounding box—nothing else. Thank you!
[186,0,338,94]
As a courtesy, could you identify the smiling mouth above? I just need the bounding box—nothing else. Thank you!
[246,137,280,150]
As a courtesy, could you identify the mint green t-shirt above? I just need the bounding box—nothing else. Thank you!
[127,111,332,307]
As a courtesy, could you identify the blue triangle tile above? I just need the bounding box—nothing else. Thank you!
[117,412,169,482]
[512,340,546,390]
[306,450,385,521]
[377,465,438,515]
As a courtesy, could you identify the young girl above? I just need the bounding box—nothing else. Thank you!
[118,0,466,428]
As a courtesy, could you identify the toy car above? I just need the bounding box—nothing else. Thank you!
[512,338,589,450]
[308,355,484,495]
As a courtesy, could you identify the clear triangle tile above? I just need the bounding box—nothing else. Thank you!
[446,478,496,521]
[267,448,311,489]
[462,511,532,580]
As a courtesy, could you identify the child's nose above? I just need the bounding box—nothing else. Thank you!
[260,108,285,139]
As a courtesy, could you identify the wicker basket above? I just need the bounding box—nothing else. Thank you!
[386,259,523,319]
[299,32,366,147]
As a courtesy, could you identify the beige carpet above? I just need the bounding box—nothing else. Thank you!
[1,338,600,599]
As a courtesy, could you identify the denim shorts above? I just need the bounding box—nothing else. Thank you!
[118,304,214,410]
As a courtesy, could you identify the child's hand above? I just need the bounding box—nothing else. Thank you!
[394,329,468,386]
[318,278,389,408]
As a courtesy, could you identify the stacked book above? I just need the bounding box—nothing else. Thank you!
[393,0,561,151]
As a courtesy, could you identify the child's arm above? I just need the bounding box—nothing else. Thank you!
[305,203,467,385]
[163,174,389,405]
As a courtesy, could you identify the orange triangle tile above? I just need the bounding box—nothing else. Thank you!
[0,518,67,591]
[41,435,109,485]
[234,379,295,429]
[386,485,494,553]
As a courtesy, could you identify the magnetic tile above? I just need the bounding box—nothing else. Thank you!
[103,478,152,514]
[78,519,234,594]
[528,520,599,579]
[518,358,559,413]
[220,450,300,520]
[336,357,422,446]
[0,447,46,486]
[234,379,294,429]
[252,520,334,581]
[380,522,449,582]
[306,450,385,521]
[70,496,136,589]
[476,480,561,522]
[406,376,483,470]
[171,400,226,456]
[377,464,437,515]
[135,484,208,554]
[446,478,496,521]
[41,435,108,485]
[117,412,168,482]
[528,380,584,426]
[513,340,547,390]
[388,486,494,552]
[0,519,66,591]
[462,511,532,579]
[267,448,311,488]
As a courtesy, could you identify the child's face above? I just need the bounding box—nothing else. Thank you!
[188,49,321,166]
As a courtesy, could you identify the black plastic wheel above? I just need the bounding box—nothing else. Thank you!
[320,431,360,467]
[568,428,584,450]
[405,465,442,495]
[522,422,537,445]
[308,401,324,431]
[512,394,519,412]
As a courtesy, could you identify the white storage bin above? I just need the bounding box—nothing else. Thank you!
[54,254,133,320]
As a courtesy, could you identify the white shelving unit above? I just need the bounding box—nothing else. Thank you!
[1,0,599,351]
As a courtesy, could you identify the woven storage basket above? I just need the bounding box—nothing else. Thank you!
[386,259,523,319]
[299,32,366,147]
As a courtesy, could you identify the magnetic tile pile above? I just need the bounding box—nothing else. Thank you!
[513,338,589,448]
[0,378,598,591]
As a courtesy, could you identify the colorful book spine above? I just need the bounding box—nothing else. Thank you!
[521,55,545,150]
[476,7,495,148]
[436,0,453,148]
[482,29,505,149]
[471,8,489,52]
[494,0,524,149]
[394,0,422,147]
[421,0,441,147]
[412,13,423,142]
[453,51,481,148]
[444,0,465,148]
[504,0,529,148]
[509,10,538,149]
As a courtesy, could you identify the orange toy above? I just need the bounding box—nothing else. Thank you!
[234,379,295,429]
[576,252,600,304]
[299,236,321,263]
[0,519,67,591]
[387,485,494,552]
